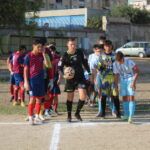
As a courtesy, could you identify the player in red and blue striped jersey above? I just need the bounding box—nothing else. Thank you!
[7,51,15,102]
[12,45,26,107]
[24,39,50,125]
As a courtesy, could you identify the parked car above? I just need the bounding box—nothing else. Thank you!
[116,41,150,58]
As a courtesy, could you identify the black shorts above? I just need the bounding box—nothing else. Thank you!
[64,79,87,92]
[44,78,49,94]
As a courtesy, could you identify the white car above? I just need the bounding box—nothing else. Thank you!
[116,41,150,58]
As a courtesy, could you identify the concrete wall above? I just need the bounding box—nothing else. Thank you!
[0,27,104,54]
[106,17,150,49]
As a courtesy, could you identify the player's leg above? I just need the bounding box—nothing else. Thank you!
[65,79,75,122]
[122,96,129,120]
[120,78,129,120]
[112,95,121,118]
[75,84,87,121]
[44,93,53,117]
[9,74,15,102]
[128,96,135,123]
[66,92,74,122]
[127,78,136,123]
[28,97,36,125]
[13,74,20,106]
[53,95,59,114]
[95,74,102,117]
[34,97,43,124]
[19,81,25,107]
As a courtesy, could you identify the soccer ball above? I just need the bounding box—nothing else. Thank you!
[64,67,75,80]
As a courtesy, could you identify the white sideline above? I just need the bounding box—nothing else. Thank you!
[0,121,150,126]
[49,123,61,150]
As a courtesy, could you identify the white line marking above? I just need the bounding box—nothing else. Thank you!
[0,121,150,126]
[0,122,28,125]
[49,123,61,150]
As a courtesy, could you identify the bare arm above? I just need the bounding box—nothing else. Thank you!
[24,66,30,91]
[131,65,139,90]
[43,53,51,68]
[114,73,119,91]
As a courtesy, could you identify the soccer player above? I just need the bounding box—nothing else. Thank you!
[12,45,26,106]
[59,38,91,122]
[24,39,49,125]
[47,45,62,115]
[88,44,103,115]
[113,52,139,123]
[95,40,121,118]
[7,51,15,102]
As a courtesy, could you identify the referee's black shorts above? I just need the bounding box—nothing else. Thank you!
[64,78,87,92]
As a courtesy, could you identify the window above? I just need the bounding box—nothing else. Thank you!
[79,0,85,2]
[56,0,62,3]
[139,43,145,48]
[132,43,139,48]
[79,6,85,8]
[147,0,150,5]
[145,43,150,48]
[124,42,139,48]
[65,5,69,9]
[49,4,54,9]
[105,0,110,7]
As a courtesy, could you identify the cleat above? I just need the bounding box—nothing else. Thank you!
[128,117,133,124]
[29,117,34,125]
[34,116,43,124]
[96,112,102,117]
[75,113,82,121]
[13,101,18,106]
[21,102,26,107]
[10,96,14,102]
[112,112,117,118]
[39,115,46,121]
[67,118,72,122]
[55,110,59,115]
[67,115,72,123]
[99,114,105,119]
[44,110,51,118]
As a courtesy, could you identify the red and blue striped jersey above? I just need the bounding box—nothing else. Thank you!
[24,52,44,79]
[12,51,24,74]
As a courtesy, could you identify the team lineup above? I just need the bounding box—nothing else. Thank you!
[7,36,139,125]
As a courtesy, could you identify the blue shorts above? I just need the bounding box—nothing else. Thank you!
[10,74,15,85]
[14,73,24,86]
[120,77,135,96]
[29,75,45,97]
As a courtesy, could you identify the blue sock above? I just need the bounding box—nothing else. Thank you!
[123,101,129,117]
[112,103,116,113]
[129,101,135,118]
[98,99,102,113]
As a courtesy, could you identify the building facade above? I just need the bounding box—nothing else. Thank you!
[40,0,128,10]
[128,0,150,10]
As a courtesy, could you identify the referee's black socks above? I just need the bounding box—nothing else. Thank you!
[75,100,85,115]
[66,100,73,119]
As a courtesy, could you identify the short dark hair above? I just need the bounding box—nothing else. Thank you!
[33,39,42,45]
[40,37,47,46]
[104,40,113,46]
[99,36,106,41]
[116,51,124,61]
[93,44,103,49]
[49,45,56,51]
[68,38,76,43]
[19,45,26,51]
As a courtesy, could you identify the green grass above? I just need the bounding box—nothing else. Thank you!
[0,104,27,115]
